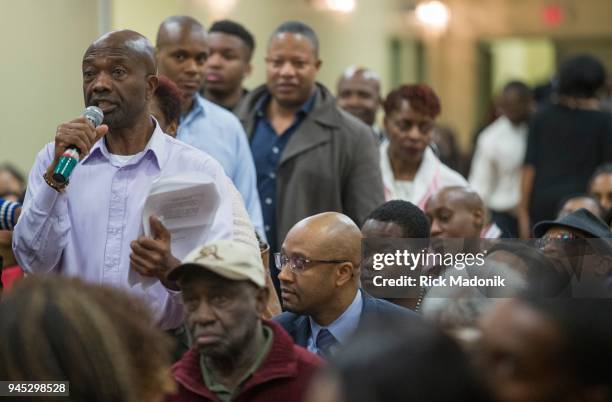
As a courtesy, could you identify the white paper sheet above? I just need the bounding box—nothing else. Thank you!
[142,172,221,259]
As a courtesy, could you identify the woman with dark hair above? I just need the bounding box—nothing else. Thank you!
[0,164,26,202]
[0,276,175,402]
[518,54,612,238]
[150,75,183,137]
[0,276,137,402]
[380,84,467,209]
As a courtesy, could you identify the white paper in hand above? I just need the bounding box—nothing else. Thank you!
[132,172,222,291]
[142,172,221,259]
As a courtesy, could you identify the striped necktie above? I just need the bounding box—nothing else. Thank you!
[316,328,338,359]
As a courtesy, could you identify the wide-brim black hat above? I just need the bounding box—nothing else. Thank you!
[533,208,612,239]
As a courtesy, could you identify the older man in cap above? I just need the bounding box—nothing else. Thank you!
[167,240,322,402]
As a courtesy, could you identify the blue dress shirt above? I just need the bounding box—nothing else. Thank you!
[307,289,364,354]
[250,94,316,251]
[178,94,265,238]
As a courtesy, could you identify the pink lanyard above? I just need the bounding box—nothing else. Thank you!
[417,163,441,210]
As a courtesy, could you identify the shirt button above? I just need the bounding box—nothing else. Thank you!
[272,146,279,154]
[265,198,273,205]
[269,172,276,179]
[265,225,271,232]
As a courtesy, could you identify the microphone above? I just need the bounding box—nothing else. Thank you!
[52,106,104,184]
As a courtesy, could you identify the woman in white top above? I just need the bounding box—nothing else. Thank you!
[380,84,467,209]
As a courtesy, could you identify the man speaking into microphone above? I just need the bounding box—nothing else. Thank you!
[12,30,233,330]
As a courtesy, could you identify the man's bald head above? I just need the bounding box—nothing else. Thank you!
[339,66,381,89]
[82,30,158,131]
[336,66,382,126]
[434,186,484,213]
[155,16,209,107]
[287,212,363,267]
[426,186,484,239]
[156,15,206,49]
[280,212,363,318]
[85,30,156,75]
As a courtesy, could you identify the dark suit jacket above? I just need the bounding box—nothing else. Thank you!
[236,83,385,250]
[273,290,419,347]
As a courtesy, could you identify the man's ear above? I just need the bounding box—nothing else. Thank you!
[335,262,354,287]
[255,286,269,316]
[244,62,253,78]
[315,59,323,72]
[146,74,159,101]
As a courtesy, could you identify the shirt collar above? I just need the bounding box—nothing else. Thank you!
[255,90,317,119]
[182,93,207,123]
[199,325,274,397]
[500,115,528,132]
[310,289,363,344]
[81,116,167,171]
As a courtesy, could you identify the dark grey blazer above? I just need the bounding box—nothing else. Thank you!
[236,83,385,250]
[273,291,419,347]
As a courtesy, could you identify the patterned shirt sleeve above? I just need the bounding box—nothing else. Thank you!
[0,198,21,230]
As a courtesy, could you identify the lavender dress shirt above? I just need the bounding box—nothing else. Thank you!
[13,121,233,329]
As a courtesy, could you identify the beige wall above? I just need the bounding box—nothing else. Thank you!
[112,0,394,97]
[0,0,99,176]
[3,0,612,178]
[489,38,556,94]
[386,0,612,149]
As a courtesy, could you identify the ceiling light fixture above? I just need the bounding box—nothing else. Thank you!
[415,1,450,29]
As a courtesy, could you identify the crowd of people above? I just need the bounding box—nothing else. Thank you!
[0,15,611,402]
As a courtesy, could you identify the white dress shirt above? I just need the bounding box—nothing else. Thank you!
[469,116,527,212]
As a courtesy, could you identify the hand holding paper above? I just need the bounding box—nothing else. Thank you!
[130,215,181,288]
[131,172,223,290]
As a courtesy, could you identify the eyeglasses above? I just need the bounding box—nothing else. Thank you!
[273,252,349,274]
[536,232,582,250]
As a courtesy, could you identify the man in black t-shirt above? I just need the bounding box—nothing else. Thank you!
[518,54,612,238]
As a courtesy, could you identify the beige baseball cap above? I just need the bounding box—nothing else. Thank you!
[167,240,266,287]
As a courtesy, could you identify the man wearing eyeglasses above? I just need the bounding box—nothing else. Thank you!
[532,208,612,295]
[236,21,384,293]
[273,212,417,358]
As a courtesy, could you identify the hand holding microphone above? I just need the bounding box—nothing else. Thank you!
[47,106,108,186]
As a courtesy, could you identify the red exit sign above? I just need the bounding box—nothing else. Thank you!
[541,4,565,26]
